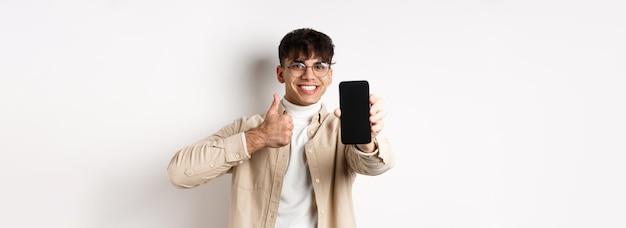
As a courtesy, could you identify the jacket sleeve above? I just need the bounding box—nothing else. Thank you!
[344,133,395,176]
[167,117,254,189]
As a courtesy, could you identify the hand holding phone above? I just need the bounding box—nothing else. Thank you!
[339,80,371,144]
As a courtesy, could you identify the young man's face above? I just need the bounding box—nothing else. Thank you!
[276,56,333,106]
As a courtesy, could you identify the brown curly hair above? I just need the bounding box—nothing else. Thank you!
[278,28,335,66]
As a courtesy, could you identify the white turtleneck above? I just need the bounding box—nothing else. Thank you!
[275,98,321,228]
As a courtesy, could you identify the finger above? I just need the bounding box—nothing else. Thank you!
[281,114,293,125]
[370,109,387,124]
[333,108,341,118]
[267,94,281,115]
[278,104,293,125]
[369,93,379,105]
[369,96,385,115]
[371,121,384,135]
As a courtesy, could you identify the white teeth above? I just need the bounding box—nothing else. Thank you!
[301,85,316,91]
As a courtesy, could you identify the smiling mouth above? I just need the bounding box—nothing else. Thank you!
[300,85,317,91]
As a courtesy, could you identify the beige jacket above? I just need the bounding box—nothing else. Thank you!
[167,103,395,228]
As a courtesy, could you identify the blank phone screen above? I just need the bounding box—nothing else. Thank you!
[339,80,371,144]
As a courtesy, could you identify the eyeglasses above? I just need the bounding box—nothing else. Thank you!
[285,62,331,77]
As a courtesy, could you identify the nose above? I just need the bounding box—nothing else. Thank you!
[300,66,316,79]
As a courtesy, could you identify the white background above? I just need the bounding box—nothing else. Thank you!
[1,0,625,227]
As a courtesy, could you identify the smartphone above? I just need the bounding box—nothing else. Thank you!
[339,80,371,144]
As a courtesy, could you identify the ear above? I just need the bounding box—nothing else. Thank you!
[276,65,286,83]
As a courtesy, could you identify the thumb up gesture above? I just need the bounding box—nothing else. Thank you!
[245,94,293,154]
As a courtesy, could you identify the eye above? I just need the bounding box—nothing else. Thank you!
[290,63,306,70]
[313,63,329,70]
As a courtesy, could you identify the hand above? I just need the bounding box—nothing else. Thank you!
[247,94,293,152]
[334,93,387,152]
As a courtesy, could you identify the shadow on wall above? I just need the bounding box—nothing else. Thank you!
[118,54,276,228]
[90,49,280,227]
[166,54,277,227]
[243,55,282,116]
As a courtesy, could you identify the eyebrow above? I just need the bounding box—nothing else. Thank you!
[292,59,327,65]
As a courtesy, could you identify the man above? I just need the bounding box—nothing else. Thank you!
[167,28,395,228]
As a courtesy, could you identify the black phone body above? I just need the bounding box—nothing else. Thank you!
[339,80,371,144]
